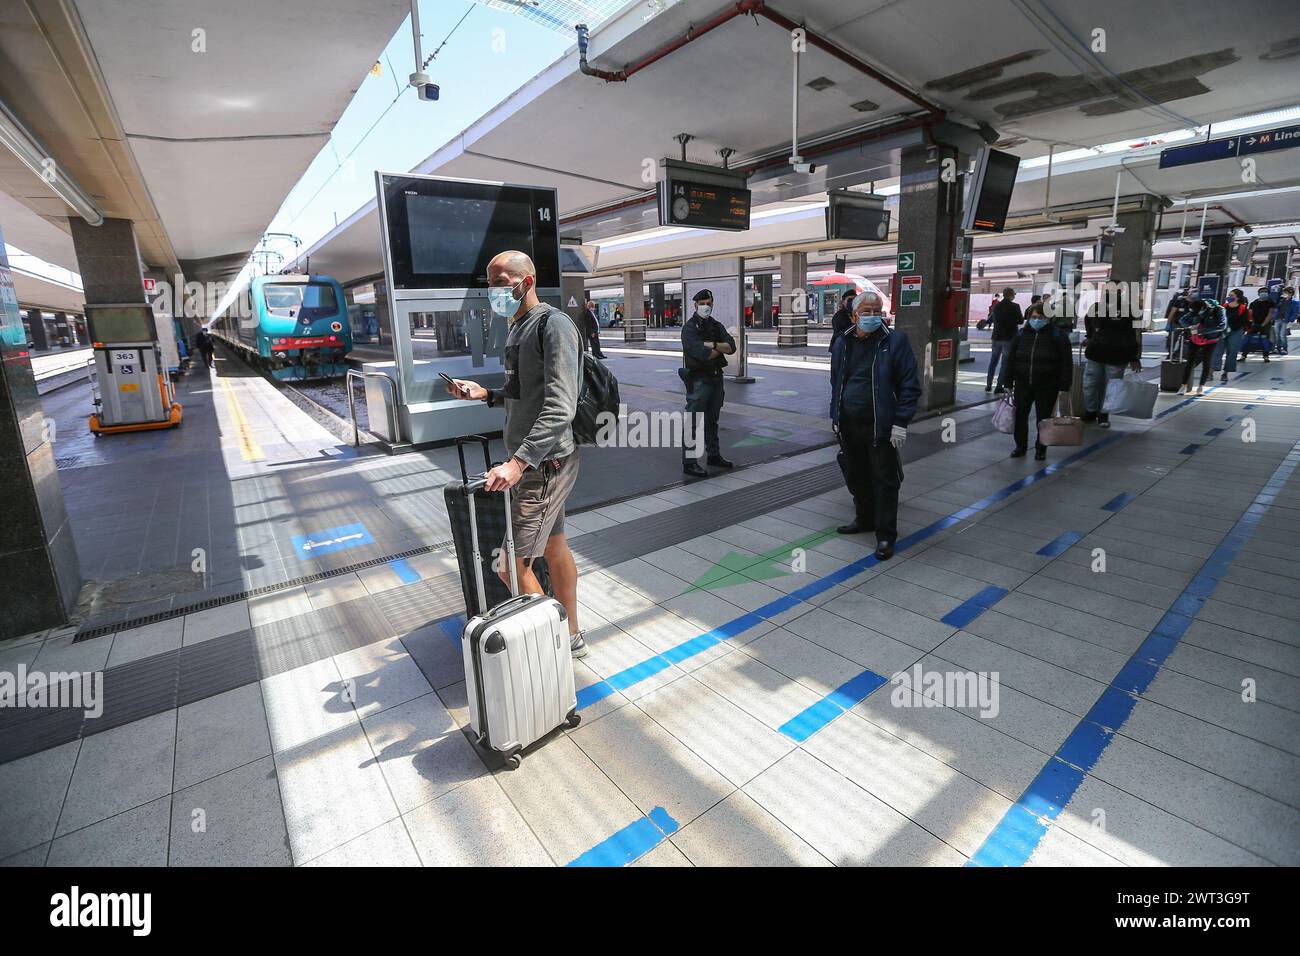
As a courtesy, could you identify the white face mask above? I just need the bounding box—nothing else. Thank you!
[697,304,713,318]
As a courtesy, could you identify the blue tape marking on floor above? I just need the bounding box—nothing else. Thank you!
[566,806,680,867]
[1180,443,1200,455]
[390,558,421,584]
[1037,531,1083,556]
[1243,404,1256,410]
[940,585,1009,628]
[1204,427,1224,437]
[577,432,1128,712]
[968,438,1300,867]
[437,615,465,648]
[291,522,375,559]
[1101,492,1136,512]
[778,668,889,742]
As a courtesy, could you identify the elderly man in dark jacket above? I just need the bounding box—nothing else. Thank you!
[1001,312,1073,460]
[829,291,922,561]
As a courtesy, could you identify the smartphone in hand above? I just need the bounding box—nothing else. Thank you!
[438,371,467,397]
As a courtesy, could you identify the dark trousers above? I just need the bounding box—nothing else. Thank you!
[200,347,214,369]
[587,332,605,359]
[836,414,902,542]
[683,373,724,460]
[1013,383,1057,452]
[1182,341,1215,387]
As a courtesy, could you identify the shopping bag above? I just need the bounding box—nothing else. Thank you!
[1038,394,1083,446]
[991,393,1015,434]
[1103,370,1157,419]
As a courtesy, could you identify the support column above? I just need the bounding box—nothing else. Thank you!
[650,282,665,329]
[778,251,807,347]
[622,270,646,342]
[69,217,145,304]
[0,230,81,638]
[25,308,48,350]
[754,273,773,329]
[54,312,71,346]
[895,143,961,411]
[1109,199,1160,327]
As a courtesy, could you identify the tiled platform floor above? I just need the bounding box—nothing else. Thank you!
[3,356,1298,866]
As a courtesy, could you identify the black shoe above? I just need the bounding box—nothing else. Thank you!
[707,455,734,469]
[683,461,709,478]
[874,539,895,561]
[1034,447,1047,461]
[993,387,1006,395]
[1010,447,1027,458]
[984,385,993,393]
[837,519,873,535]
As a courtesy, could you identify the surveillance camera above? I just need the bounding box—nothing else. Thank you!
[1102,223,1126,236]
[410,71,439,101]
[791,160,817,174]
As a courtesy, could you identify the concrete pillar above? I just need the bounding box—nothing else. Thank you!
[69,217,146,305]
[622,270,646,342]
[778,251,807,347]
[895,143,961,411]
[1109,200,1160,326]
[25,308,48,350]
[1196,230,1233,301]
[650,282,665,329]
[0,231,81,637]
[54,312,71,346]
[754,274,774,329]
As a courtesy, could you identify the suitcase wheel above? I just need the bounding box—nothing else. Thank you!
[566,710,581,729]
[505,753,522,771]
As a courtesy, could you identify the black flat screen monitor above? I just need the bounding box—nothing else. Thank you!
[961,148,1020,233]
[381,175,560,291]
[88,304,155,344]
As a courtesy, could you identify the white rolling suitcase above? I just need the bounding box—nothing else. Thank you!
[461,477,579,769]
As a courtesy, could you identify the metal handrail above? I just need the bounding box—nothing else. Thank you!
[345,369,398,447]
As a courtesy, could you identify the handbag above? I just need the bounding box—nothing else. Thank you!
[991,392,1015,434]
[1038,393,1084,446]
[1103,370,1157,419]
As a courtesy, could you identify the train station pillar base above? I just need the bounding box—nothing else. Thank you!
[895,143,961,412]
[622,270,646,343]
[0,234,81,639]
[778,252,808,347]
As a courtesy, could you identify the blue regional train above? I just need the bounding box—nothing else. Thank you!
[210,274,352,380]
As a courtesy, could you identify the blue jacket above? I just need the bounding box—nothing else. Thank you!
[829,326,922,444]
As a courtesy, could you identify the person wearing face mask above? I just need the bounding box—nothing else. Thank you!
[1177,297,1227,395]
[1276,286,1297,355]
[828,290,857,354]
[1215,289,1249,381]
[680,288,737,477]
[1081,291,1142,428]
[445,251,588,658]
[828,291,921,561]
[1001,309,1073,460]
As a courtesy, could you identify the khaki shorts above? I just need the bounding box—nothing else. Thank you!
[509,451,579,560]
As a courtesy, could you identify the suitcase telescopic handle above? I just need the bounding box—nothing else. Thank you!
[456,435,492,485]
[462,476,521,602]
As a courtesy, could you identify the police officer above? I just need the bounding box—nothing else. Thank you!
[681,288,736,477]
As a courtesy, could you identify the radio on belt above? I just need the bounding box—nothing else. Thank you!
[86,303,183,435]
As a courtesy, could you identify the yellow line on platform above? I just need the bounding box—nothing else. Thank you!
[218,375,264,461]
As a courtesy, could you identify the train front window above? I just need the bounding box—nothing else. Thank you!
[263,283,339,320]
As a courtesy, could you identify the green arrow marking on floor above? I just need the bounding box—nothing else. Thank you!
[733,425,793,448]
[689,526,839,592]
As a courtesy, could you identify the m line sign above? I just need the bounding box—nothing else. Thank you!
[1159,123,1300,168]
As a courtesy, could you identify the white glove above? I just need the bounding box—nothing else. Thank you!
[890,425,907,448]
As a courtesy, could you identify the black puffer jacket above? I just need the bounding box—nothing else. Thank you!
[1084,310,1140,366]
[1002,324,1073,391]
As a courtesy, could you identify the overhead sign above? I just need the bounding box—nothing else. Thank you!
[900,275,922,307]
[657,159,750,232]
[897,252,915,272]
[1159,124,1300,168]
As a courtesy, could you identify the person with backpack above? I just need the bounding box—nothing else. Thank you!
[985,287,1024,393]
[680,288,736,478]
[1177,298,1227,395]
[1000,311,1072,460]
[1081,294,1142,427]
[193,327,215,369]
[1214,289,1249,381]
[445,250,587,658]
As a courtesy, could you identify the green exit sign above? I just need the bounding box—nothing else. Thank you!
[897,251,915,272]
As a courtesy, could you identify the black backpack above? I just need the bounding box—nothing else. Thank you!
[539,310,620,445]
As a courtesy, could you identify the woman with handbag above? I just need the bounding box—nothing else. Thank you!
[1001,312,1073,461]
[1081,295,1142,427]
[1177,298,1227,395]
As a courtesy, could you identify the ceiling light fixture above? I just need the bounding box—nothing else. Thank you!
[0,97,104,225]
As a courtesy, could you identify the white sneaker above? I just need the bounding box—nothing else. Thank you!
[1196,386,1205,396]
[570,630,588,659]
[1176,385,1188,395]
